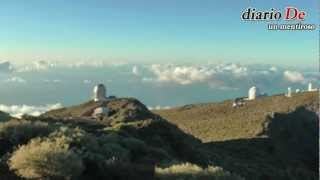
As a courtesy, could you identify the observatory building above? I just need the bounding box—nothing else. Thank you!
[248,86,260,100]
[93,84,107,102]
[308,82,312,91]
[286,87,292,97]
[308,82,317,92]
[92,107,109,119]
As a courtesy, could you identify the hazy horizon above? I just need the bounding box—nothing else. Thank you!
[0,60,319,117]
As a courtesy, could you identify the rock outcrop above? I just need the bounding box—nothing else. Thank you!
[43,98,161,123]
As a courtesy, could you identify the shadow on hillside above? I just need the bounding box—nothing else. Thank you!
[262,106,319,171]
[203,106,319,180]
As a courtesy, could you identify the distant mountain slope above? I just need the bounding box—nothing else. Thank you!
[154,91,319,142]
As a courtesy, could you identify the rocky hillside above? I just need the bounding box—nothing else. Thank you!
[154,91,319,142]
[1,98,245,180]
[43,98,161,123]
[153,91,319,179]
[0,93,318,180]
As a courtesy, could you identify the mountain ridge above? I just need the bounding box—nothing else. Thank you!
[153,91,319,142]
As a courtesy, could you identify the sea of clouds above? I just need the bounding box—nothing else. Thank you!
[1,60,317,86]
[0,60,318,117]
[0,103,63,118]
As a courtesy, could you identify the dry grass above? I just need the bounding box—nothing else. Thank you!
[155,162,244,180]
[154,91,319,142]
[8,137,84,179]
[0,119,52,146]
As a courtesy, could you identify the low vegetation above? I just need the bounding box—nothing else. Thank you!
[9,137,84,179]
[0,92,318,180]
[155,91,319,180]
[154,91,318,142]
[155,163,244,180]
[0,120,53,148]
[0,111,11,122]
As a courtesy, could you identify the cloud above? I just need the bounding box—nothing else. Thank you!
[141,63,318,90]
[269,66,278,72]
[145,63,251,88]
[149,64,216,85]
[83,80,92,84]
[0,103,63,118]
[283,70,305,83]
[5,76,27,83]
[4,61,318,91]
[16,60,57,72]
[0,61,14,73]
[34,60,55,70]
[14,60,129,72]
[43,79,62,83]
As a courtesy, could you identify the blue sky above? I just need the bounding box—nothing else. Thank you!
[0,0,318,67]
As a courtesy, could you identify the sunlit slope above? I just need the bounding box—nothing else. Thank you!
[154,91,319,142]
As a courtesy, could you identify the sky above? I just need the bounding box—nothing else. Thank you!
[0,0,319,67]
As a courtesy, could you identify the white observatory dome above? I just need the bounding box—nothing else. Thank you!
[248,86,260,100]
[93,84,107,102]
[308,82,313,91]
[287,87,292,97]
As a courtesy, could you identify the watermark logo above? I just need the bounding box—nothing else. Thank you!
[241,7,316,31]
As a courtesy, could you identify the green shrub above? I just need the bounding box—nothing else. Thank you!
[0,111,11,122]
[8,137,84,179]
[100,143,130,161]
[0,120,53,146]
[155,162,244,180]
[44,128,133,178]
[102,162,155,180]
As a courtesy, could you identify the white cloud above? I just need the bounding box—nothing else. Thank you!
[149,64,215,85]
[0,103,63,118]
[4,61,318,91]
[16,60,57,72]
[145,63,251,88]
[269,66,278,72]
[43,79,62,83]
[283,70,305,83]
[53,79,61,83]
[5,76,27,83]
[141,63,316,89]
[83,80,92,84]
[34,60,54,70]
[14,60,129,72]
